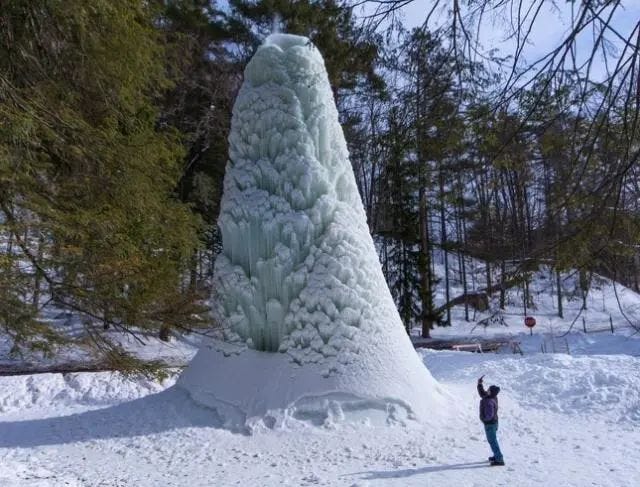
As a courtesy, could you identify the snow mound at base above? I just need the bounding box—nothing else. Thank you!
[178,343,446,432]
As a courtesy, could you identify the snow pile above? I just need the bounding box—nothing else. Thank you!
[0,372,174,414]
[421,349,640,424]
[509,354,640,423]
[179,34,442,429]
[180,343,444,432]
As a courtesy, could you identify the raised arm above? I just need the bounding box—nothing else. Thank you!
[477,376,488,398]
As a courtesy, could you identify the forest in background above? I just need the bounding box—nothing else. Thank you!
[1,0,639,368]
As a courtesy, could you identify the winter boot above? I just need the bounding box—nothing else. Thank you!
[488,456,495,462]
[490,459,505,466]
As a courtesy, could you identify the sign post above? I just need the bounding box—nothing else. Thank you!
[525,316,536,336]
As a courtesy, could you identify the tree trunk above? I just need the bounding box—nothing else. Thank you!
[486,262,492,297]
[189,249,198,291]
[556,269,563,318]
[458,186,469,321]
[439,172,450,325]
[523,274,529,317]
[499,259,506,309]
[461,253,469,321]
[579,269,589,310]
[419,188,433,338]
[32,233,44,309]
[401,240,411,334]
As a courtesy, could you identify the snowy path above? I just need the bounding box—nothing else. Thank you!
[0,350,638,486]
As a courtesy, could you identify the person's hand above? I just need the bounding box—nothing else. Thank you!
[478,375,484,384]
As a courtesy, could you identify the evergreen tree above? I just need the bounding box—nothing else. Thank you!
[379,30,465,335]
[0,0,203,371]
[159,0,238,284]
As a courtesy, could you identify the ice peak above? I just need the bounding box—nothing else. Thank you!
[212,33,416,369]
[264,33,310,51]
[271,13,282,35]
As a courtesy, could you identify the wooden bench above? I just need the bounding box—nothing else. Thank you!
[452,343,483,353]
[413,338,522,354]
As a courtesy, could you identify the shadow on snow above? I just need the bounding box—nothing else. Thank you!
[352,461,489,479]
[0,386,222,448]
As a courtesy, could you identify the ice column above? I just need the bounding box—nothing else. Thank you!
[214,34,421,360]
[179,34,441,425]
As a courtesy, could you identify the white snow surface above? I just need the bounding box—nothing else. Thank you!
[180,33,440,426]
[2,263,640,486]
[1,341,639,486]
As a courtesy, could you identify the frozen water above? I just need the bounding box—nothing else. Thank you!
[214,33,362,354]
[179,34,441,427]
[213,33,395,357]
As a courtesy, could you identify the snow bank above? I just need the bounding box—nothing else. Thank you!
[179,34,443,429]
[2,350,639,486]
[0,372,174,414]
[509,354,640,423]
[421,349,640,424]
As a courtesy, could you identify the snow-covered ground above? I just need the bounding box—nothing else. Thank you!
[1,261,639,486]
[1,258,639,486]
[423,257,640,354]
[431,255,640,331]
[0,337,639,486]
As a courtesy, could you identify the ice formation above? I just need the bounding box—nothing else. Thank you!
[178,34,443,429]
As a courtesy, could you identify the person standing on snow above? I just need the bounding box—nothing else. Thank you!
[478,375,505,466]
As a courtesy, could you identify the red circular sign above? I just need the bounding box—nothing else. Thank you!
[525,316,536,328]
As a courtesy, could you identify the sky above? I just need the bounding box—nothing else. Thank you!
[356,0,640,83]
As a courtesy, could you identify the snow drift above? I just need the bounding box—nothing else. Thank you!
[178,34,443,430]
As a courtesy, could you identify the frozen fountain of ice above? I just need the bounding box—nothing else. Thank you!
[178,34,444,430]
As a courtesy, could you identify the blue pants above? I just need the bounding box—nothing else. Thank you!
[484,422,503,461]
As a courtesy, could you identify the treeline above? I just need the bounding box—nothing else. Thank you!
[357,32,640,337]
[1,0,638,364]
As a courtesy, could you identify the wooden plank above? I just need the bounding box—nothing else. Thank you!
[413,337,519,353]
[0,361,186,376]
